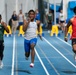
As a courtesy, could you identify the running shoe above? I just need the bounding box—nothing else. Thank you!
[30,63,34,68]
[0,60,3,69]
[74,53,76,62]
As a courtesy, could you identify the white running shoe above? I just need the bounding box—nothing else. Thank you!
[0,60,3,69]
[30,63,34,68]
[74,54,76,62]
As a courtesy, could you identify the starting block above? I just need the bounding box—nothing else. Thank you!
[4,25,12,37]
[50,25,59,36]
[68,25,72,36]
[18,25,25,36]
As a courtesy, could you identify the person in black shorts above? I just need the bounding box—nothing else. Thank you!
[59,10,66,33]
[0,14,9,68]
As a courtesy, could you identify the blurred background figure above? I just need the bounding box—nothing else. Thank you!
[11,11,18,34]
[17,10,24,30]
[18,10,24,26]
[35,9,40,21]
[59,9,66,33]
[46,10,53,33]
[35,9,41,33]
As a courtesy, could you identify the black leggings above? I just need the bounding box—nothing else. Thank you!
[0,40,4,60]
[48,20,52,30]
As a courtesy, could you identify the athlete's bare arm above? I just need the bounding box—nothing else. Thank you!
[36,20,43,40]
[36,20,40,32]
[23,18,31,32]
[2,22,9,33]
[64,18,73,41]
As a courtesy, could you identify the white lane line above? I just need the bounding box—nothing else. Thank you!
[37,44,60,75]
[35,48,50,75]
[11,35,16,75]
[15,37,18,75]
[56,37,71,46]
[43,37,76,68]
[51,37,73,55]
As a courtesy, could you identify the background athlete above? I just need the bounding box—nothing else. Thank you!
[64,6,76,61]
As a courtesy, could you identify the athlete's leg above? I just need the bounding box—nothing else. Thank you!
[0,41,4,60]
[30,44,35,63]
[59,21,65,33]
[72,39,76,61]
[72,45,76,53]
[30,38,37,67]
[62,22,65,32]
[12,21,15,34]
[0,41,4,68]
[14,21,18,34]
[24,39,30,59]
[72,39,76,53]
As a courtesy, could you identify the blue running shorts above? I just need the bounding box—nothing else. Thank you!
[24,38,37,52]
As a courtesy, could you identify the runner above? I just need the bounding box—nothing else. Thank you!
[23,10,41,67]
[11,11,18,34]
[64,6,76,61]
[18,10,24,26]
[46,10,53,33]
[59,9,66,33]
[0,14,9,68]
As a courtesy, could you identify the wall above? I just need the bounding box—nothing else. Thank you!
[5,0,37,23]
[63,0,76,19]
[0,0,5,22]
[44,0,61,4]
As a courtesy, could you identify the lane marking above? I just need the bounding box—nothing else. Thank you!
[35,48,50,75]
[11,35,16,75]
[15,37,18,75]
[56,37,71,46]
[37,44,60,75]
[50,37,73,55]
[43,37,76,68]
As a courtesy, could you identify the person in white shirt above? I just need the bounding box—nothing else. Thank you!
[23,10,41,68]
[18,10,24,29]
[59,10,66,33]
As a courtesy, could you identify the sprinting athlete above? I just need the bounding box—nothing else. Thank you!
[23,10,41,67]
[64,6,76,61]
[0,14,9,68]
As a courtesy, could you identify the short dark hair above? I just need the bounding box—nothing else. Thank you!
[28,10,35,15]
[73,6,76,14]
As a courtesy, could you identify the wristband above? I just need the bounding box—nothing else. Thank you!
[65,36,67,38]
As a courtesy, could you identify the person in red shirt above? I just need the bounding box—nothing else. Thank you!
[65,6,76,61]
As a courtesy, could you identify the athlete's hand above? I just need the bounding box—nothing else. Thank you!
[26,17,31,23]
[1,21,6,27]
[64,37,68,42]
[1,21,4,25]
[39,34,43,41]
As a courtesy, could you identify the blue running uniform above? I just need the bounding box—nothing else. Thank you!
[24,38,37,52]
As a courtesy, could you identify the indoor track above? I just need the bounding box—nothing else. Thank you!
[0,31,76,75]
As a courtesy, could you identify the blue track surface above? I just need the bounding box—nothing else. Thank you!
[0,31,76,75]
